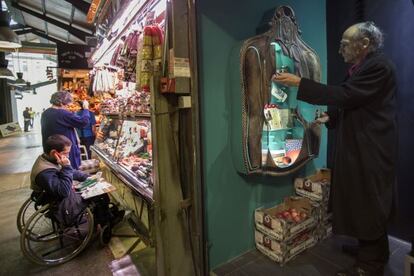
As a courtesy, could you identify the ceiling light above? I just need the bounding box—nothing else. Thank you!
[0,7,21,48]
[14,72,26,86]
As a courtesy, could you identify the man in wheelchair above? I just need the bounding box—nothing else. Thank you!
[30,134,122,243]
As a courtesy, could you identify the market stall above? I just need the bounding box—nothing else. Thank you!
[87,0,203,275]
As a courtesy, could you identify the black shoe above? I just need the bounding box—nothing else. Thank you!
[342,244,359,256]
[99,224,112,245]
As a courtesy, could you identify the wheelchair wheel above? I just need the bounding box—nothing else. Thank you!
[17,197,36,234]
[17,200,56,242]
[21,205,94,266]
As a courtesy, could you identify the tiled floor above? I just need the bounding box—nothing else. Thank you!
[213,235,410,276]
[0,130,43,193]
[0,130,43,175]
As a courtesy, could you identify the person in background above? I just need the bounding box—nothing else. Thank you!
[29,107,35,129]
[273,22,397,276]
[41,91,90,170]
[76,102,97,159]
[23,107,31,132]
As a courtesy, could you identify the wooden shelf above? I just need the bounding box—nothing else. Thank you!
[104,113,151,120]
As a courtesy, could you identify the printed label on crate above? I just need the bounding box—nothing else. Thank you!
[294,180,330,203]
[256,243,283,263]
[289,217,316,236]
[263,236,272,250]
[256,234,317,265]
[289,236,316,256]
[255,230,282,254]
[263,213,272,228]
[256,223,284,240]
[256,210,282,232]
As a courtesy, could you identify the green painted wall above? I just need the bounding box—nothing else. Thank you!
[198,0,327,269]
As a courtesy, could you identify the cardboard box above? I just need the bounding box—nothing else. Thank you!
[255,197,317,241]
[312,200,332,222]
[294,169,331,202]
[255,229,317,264]
[316,221,332,241]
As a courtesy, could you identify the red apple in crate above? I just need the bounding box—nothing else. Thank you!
[282,211,292,221]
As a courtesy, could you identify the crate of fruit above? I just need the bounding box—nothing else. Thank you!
[254,196,317,241]
[255,228,317,264]
[294,169,331,202]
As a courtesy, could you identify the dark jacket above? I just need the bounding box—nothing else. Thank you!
[23,110,31,120]
[31,154,89,225]
[31,154,88,201]
[297,51,397,240]
[41,108,90,170]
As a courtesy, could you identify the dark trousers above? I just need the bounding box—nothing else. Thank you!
[357,233,389,274]
[80,136,96,159]
[24,120,30,132]
[86,194,111,227]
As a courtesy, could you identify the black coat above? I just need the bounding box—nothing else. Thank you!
[23,110,31,119]
[297,51,397,240]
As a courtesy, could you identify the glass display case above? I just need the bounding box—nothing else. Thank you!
[92,115,153,201]
[234,5,322,176]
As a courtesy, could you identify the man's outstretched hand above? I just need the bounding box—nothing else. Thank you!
[272,73,301,87]
[316,112,330,124]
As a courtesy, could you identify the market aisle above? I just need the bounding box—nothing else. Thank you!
[0,130,42,192]
[0,132,114,275]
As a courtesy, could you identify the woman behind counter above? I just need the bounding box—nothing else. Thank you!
[41,91,90,170]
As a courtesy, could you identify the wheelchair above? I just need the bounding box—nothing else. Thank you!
[18,193,116,266]
[20,203,95,266]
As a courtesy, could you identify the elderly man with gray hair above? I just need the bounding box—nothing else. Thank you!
[41,91,90,170]
[273,22,397,275]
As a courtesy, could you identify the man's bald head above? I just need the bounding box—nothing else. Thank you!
[339,21,384,64]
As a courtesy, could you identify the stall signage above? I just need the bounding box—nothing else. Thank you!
[0,122,22,137]
[57,44,91,69]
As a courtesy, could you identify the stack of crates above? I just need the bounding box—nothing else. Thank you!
[294,169,332,241]
[254,196,318,265]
